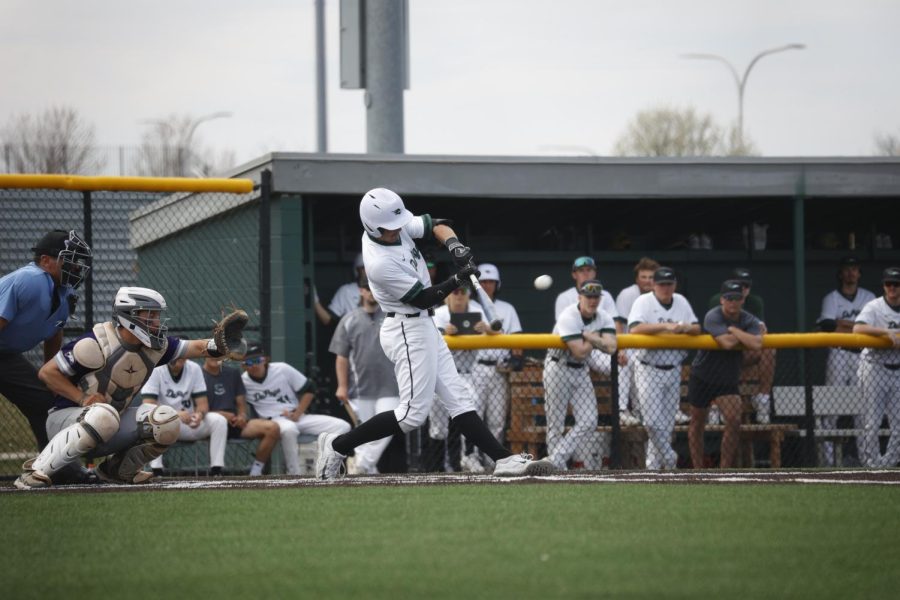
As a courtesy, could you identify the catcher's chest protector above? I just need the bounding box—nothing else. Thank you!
[79,322,167,413]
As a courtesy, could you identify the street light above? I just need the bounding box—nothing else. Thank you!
[681,44,805,148]
[181,111,232,176]
[140,111,232,176]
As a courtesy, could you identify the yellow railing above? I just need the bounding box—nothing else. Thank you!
[0,174,253,194]
[445,332,894,351]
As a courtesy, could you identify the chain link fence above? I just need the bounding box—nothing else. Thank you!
[0,179,260,476]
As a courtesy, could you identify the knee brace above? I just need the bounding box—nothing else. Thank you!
[137,404,180,446]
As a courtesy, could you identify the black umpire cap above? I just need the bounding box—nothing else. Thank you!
[653,267,676,284]
[882,267,900,283]
[32,230,72,256]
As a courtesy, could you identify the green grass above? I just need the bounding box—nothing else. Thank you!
[1,484,898,599]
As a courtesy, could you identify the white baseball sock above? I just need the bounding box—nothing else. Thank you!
[249,460,265,477]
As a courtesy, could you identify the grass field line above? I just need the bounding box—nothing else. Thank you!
[3,469,899,493]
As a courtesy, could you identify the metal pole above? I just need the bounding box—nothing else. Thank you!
[82,191,93,330]
[315,0,328,153]
[259,170,272,352]
[609,352,621,469]
[365,0,405,153]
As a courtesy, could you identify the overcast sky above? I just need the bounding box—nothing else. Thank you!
[2,0,898,167]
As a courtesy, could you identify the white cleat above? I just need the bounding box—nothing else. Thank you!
[14,470,51,490]
[492,453,557,477]
[315,432,346,481]
[619,410,642,427]
[674,410,692,425]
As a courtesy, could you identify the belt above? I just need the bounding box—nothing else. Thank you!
[478,359,498,366]
[639,360,676,371]
[386,308,435,318]
[883,364,900,371]
[550,356,584,369]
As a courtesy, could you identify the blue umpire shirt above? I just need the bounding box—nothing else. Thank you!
[0,264,73,354]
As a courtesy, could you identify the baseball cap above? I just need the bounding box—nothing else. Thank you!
[732,267,752,286]
[840,256,861,267]
[572,256,596,271]
[721,280,744,300]
[244,342,265,358]
[653,267,676,284]
[882,267,900,283]
[478,263,500,283]
[578,279,603,297]
[32,230,71,256]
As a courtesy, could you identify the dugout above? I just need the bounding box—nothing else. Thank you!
[133,153,900,375]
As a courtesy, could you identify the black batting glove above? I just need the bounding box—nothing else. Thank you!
[445,237,475,269]
[453,263,481,287]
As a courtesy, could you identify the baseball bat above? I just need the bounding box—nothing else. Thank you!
[469,274,503,331]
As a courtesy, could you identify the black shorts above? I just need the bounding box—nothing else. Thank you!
[227,425,244,439]
[687,375,739,409]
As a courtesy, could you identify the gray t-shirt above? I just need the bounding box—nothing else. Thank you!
[202,365,246,412]
[329,307,399,399]
[691,307,762,385]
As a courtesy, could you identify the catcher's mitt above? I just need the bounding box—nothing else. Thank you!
[209,309,249,360]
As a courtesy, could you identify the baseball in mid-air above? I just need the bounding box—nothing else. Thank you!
[533,274,553,290]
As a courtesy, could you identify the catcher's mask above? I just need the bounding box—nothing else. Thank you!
[113,287,169,350]
[32,229,93,289]
[359,187,413,237]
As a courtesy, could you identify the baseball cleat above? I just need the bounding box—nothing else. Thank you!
[492,453,557,477]
[315,432,346,481]
[14,470,52,490]
[619,410,642,427]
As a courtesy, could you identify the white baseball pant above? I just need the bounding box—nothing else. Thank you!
[819,349,863,466]
[150,411,228,470]
[857,361,900,468]
[633,361,679,469]
[380,315,477,433]
[543,360,598,470]
[618,350,638,416]
[351,395,401,473]
[429,375,476,440]
[273,414,351,475]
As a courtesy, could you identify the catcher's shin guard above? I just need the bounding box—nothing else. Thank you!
[98,442,167,484]
[32,404,120,478]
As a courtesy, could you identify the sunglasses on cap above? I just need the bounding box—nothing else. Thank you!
[243,356,265,366]
[572,257,596,270]
[579,282,603,296]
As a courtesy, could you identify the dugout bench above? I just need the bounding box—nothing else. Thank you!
[506,364,796,469]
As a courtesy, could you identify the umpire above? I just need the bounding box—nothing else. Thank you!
[0,229,92,448]
[687,279,763,469]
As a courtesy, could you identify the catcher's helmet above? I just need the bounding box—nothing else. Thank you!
[359,188,413,237]
[113,287,168,350]
[32,229,92,289]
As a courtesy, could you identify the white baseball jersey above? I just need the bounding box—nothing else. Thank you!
[241,362,309,419]
[433,300,484,374]
[140,360,207,412]
[362,216,433,315]
[328,282,361,318]
[616,284,644,332]
[818,288,876,329]
[628,292,698,366]
[477,298,523,363]
[555,287,619,321]
[855,296,900,365]
[548,303,616,364]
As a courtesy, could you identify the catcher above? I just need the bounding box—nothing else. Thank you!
[14,286,248,489]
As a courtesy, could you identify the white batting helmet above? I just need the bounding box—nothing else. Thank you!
[359,188,413,237]
[478,263,501,289]
[113,287,168,350]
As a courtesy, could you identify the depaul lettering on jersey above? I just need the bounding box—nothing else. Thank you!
[409,246,421,270]
[251,389,293,404]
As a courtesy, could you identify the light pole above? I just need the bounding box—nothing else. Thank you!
[681,44,805,148]
[181,111,232,176]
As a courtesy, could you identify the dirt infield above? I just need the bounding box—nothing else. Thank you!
[3,469,900,494]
